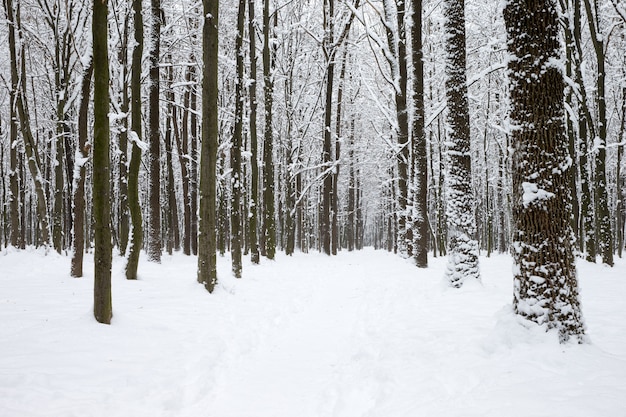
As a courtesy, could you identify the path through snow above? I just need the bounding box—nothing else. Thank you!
[1,247,625,417]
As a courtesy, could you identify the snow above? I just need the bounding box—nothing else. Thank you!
[1,247,626,417]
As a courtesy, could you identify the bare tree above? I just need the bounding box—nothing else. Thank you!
[504,0,585,342]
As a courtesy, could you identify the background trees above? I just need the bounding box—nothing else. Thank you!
[0,0,624,306]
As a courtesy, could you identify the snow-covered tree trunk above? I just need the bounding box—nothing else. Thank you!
[504,0,585,342]
[125,0,144,280]
[262,0,276,260]
[583,0,613,267]
[147,0,162,263]
[442,0,480,286]
[410,0,428,268]
[70,58,93,278]
[248,0,260,264]
[231,0,245,278]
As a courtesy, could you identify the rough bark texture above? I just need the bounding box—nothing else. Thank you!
[382,0,410,257]
[70,59,93,278]
[126,0,144,280]
[442,0,479,286]
[583,0,613,267]
[411,0,428,267]
[93,0,113,324]
[231,0,245,278]
[248,0,260,264]
[198,0,219,291]
[262,0,276,260]
[504,0,585,342]
[147,0,162,263]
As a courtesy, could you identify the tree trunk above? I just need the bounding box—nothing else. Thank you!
[198,0,219,291]
[248,0,260,264]
[504,0,585,342]
[92,0,113,324]
[411,0,428,267]
[4,0,20,248]
[7,0,51,248]
[118,13,130,257]
[262,0,276,260]
[147,0,162,263]
[442,0,479,286]
[70,59,93,278]
[231,0,246,278]
[126,0,144,280]
[583,0,613,266]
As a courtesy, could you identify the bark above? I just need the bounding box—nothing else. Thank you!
[583,0,613,266]
[165,63,180,254]
[411,0,428,267]
[118,12,130,256]
[198,0,219,291]
[442,0,479,286]
[70,59,93,278]
[248,0,260,264]
[262,0,276,259]
[504,0,585,342]
[382,0,410,256]
[147,0,162,263]
[231,0,245,278]
[93,0,113,324]
[126,0,144,280]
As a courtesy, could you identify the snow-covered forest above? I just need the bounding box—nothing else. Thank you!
[1,0,626,415]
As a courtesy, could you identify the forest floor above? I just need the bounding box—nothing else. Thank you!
[1,246,625,417]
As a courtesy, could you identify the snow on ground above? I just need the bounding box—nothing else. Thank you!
[1,246,625,417]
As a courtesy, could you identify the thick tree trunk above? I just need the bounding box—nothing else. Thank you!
[198,0,219,291]
[230,0,245,278]
[262,0,276,260]
[442,0,479,286]
[411,0,428,267]
[92,0,113,324]
[147,0,162,263]
[504,0,585,342]
[248,0,260,264]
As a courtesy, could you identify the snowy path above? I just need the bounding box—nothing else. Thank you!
[1,248,626,417]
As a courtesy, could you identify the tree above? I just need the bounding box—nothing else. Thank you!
[93,0,113,324]
[583,0,613,266]
[6,0,52,248]
[147,0,162,263]
[126,0,145,280]
[504,0,585,342]
[248,0,260,264]
[410,0,428,267]
[262,0,276,260]
[231,0,245,278]
[198,0,219,291]
[3,0,20,248]
[442,0,480,286]
[70,58,93,278]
